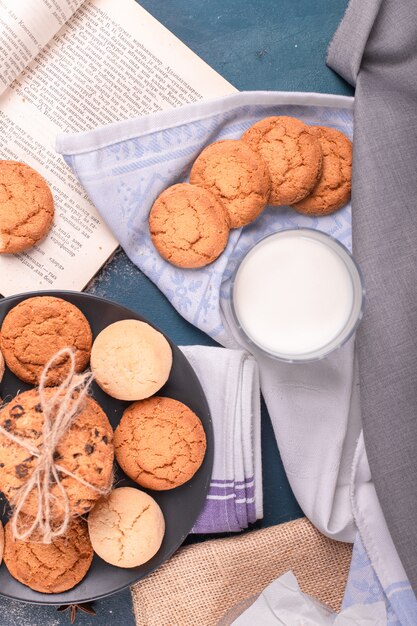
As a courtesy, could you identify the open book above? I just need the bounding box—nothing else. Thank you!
[0,0,235,296]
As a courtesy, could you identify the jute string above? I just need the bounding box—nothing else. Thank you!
[0,348,111,543]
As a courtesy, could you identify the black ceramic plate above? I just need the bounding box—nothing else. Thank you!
[0,290,213,605]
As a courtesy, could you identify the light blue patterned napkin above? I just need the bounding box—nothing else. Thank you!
[54,91,417,621]
[56,91,356,542]
[57,92,353,341]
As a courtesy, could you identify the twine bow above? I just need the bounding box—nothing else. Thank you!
[0,348,111,543]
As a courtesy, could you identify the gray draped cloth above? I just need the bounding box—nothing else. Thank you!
[328,0,417,594]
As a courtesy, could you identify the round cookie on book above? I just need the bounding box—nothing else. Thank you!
[242,116,323,205]
[91,319,172,401]
[0,389,114,519]
[148,183,230,268]
[0,160,54,254]
[0,296,92,386]
[189,139,271,228]
[3,516,93,593]
[114,396,207,490]
[88,487,165,568]
[292,126,352,216]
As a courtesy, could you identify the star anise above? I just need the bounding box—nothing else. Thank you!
[57,602,96,624]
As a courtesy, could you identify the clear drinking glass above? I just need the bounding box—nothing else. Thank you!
[230,228,365,363]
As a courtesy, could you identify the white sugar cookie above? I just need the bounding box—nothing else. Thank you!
[90,320,172,401]
[88,487,165,568]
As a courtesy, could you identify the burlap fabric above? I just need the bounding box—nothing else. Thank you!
[131,518,352,626]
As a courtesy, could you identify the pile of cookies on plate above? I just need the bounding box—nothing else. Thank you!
[0,295,206,594]
[148,115,352,268]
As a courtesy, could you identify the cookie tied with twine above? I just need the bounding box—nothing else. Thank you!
[0,348,114,543]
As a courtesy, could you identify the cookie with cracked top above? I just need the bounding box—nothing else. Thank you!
[0,388,114,519]
[88,487,165,568]
[148,182,230,268]
[189,139,271,228]
[3,516,93,593]
[292,126,352,216]
[0,160,54,254]
[0,296,92,385]
[114,396,207,490]
[242,116,323,205]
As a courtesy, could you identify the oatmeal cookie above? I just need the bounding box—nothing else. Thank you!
[242,116,323,205]
[190,139,271,228]
[4,516,93,593]
[293,126,352,215]
[149,183,230,268]
[0,296,92,385]
[114,396,206,490]
[0,160,54,254]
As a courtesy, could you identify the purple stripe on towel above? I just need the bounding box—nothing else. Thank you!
[191,477,257,534]
[247,500,257,524]
[208,477,254,486]
[207,482,255,499]
[235,498,248,529]
[191,497,242,534]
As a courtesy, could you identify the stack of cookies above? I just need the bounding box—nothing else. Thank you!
[0,296,207,594]
[148,115,352,269]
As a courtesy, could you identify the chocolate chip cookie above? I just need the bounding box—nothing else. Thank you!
[0,389,114,519]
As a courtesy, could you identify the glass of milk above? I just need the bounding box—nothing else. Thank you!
[231,228,365,362]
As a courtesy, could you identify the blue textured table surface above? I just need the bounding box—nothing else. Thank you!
[1,1,352,623]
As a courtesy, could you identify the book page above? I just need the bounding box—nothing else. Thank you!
[0,0,84,94]
[0,0,236,297]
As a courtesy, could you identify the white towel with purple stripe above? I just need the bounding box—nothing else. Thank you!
[180,346,262,533]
